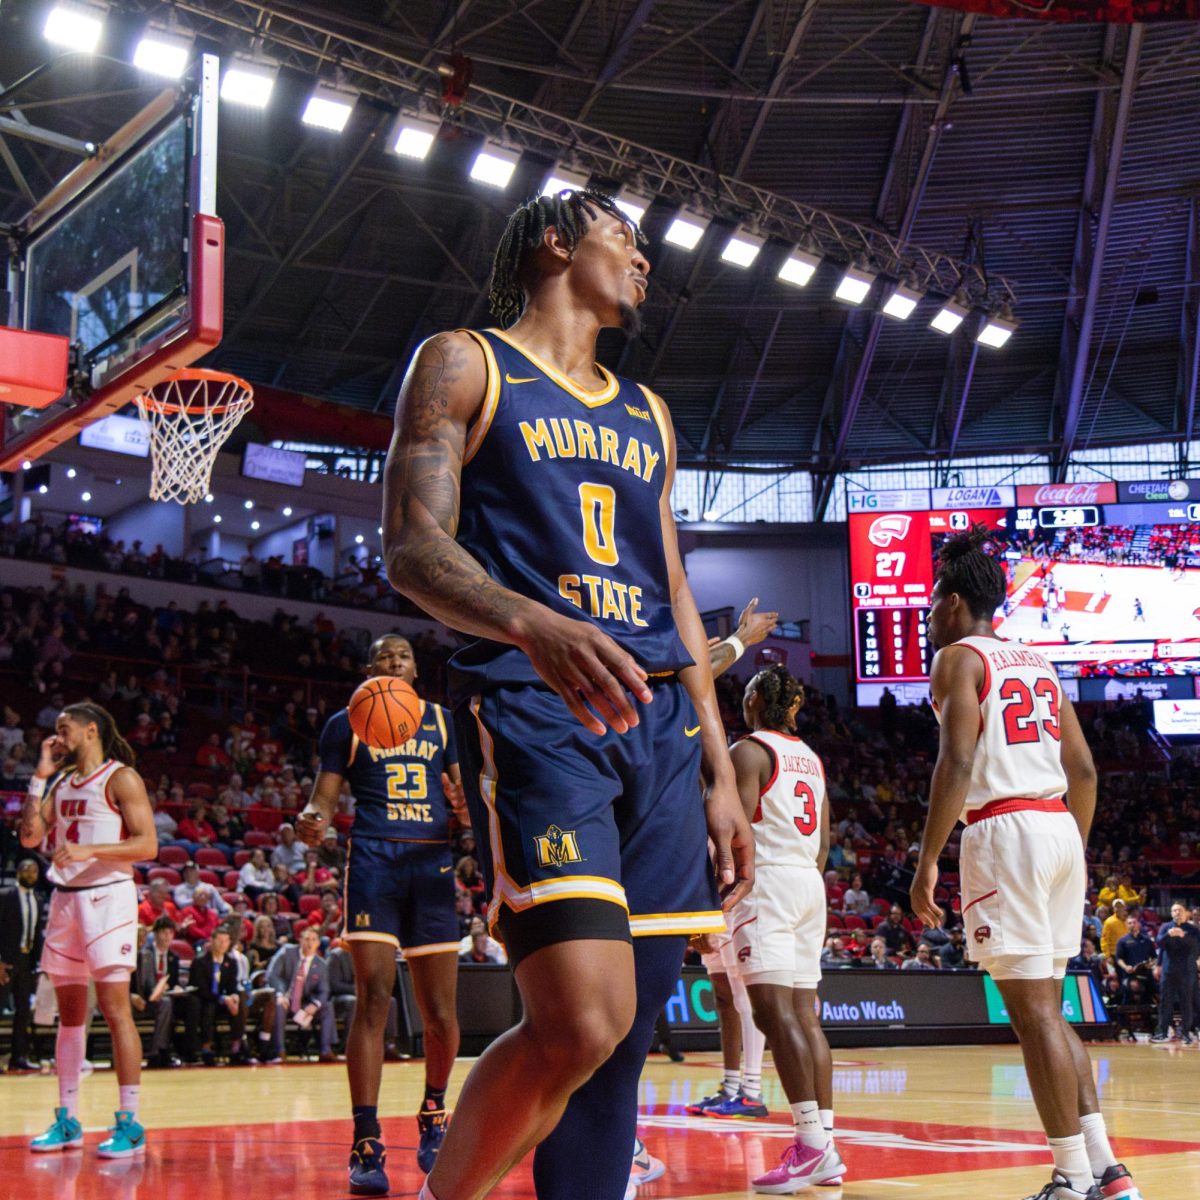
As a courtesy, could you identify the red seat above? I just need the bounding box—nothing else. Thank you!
[298,894,322,916]
[171,938,195,962]
[244,830,274,848]
[257,893,293,913]
[233,850,251,868]
[222,891,243,906]
[197,869,221,887]
[147,866,181,886]
[826,912,845,931]
[224,869,242,891]
[195,847,229,867]
[158,845,189,867]
[843,914,867,931]
[187,782,216,798]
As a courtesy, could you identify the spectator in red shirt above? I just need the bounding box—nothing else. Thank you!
[126,711,159,749]
[177,802,219,856]
[294,849,336,895]
[138,878,181,928]
[180,885,221,945]
[249,747,283,786]
[195,733,233,772]
[301,891,342,942]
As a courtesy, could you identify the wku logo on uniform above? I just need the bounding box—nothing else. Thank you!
[868,514,912,548]
[973,925,991,944]
[738,946,752,962]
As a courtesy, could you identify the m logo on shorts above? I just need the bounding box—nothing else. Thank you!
[355,912,372,928]
[533,825,582,869]
[974,925,991,944]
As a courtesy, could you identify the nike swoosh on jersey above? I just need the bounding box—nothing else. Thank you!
[504,373,540,384]
[440,865,454,873]
[684,725,701,737]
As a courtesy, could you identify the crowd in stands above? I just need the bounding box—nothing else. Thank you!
[0,513,427,617]
[3,536,1200,1066]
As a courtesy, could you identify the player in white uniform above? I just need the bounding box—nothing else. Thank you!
[20,702,157,1158]
[912,527,1141,1200]
[728,666,844,1192]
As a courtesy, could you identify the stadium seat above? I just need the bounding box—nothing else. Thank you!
[186,782,216,798]
[222,891,242,906]
[233,850,251,868]
[826,912,844,931]
[195,847,229,867]
[198,869,221,887]
[244,830,274,848]
[224,870,241,890]
[171,938,195,962]
[257,893,293,913]
[147,867,182,886]
[159,845,189,867]
[298,894,322,916]
[843,914,867,931]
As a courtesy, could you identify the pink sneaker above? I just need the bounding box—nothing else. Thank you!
[752,1143,844,1193]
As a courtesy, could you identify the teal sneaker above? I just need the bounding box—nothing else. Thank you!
[30,1107,83,1152]
[97,1111,146,1158]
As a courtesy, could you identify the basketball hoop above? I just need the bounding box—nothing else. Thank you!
[134,369,254,505]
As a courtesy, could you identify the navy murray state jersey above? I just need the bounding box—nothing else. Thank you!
[450,328,692,688]
[319,702,457,842]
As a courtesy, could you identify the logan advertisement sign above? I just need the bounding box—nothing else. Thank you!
[1015,482,1117,506]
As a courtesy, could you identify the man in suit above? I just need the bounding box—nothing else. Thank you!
[266,926,336,1061]
[1,858,46,1070]
[191,924,249,1064]
[133,916,194,1066]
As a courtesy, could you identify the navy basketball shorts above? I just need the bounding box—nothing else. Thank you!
[454,679,724,965]
[342,836,460,957]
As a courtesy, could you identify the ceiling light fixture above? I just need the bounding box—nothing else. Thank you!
[720,228,764,269]
[932,294,970,335]
[302,85,356,133]
[469,143,520,189]
[133,27,192,79]
[663,209,710,251]
[44,2,105,53]
[835,263,877,305]
[881,281,924,321]
[221,59,277,108]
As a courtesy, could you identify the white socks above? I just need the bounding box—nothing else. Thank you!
[820,1108,834,1141]
[56,1024,86,1118]
[790,1100,826,1150]
[721,1068,740,1098]
[1047,1133,1092,1191]
[741,1069,763,1101]
[1080,1112,1117,1176]
[119,1085,140,1119]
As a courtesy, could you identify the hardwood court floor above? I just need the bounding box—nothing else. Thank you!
[2,1042,1198,1198]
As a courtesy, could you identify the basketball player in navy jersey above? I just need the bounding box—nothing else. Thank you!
[297,634,467,1193]
[382,188,754,1200]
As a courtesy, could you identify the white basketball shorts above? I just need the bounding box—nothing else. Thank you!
[959,808,1085,981]
[730,865,825,988]
[699,913,737,976]
[41,879,139,983]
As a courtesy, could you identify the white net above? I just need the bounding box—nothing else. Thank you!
[134,371,254,505]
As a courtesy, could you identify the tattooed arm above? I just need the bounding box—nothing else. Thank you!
[382,331,652,735]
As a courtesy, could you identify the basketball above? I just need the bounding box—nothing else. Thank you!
[347,676,423,749]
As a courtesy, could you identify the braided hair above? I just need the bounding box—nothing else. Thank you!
[62,701,137,768]
[488,188,644,327]
[748,664,804,732]
[935,523,1007,619]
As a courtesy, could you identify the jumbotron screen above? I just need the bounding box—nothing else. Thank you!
[848,479,1200,687]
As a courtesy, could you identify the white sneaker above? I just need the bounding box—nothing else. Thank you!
[630,1136,666,1185]
[1023,1170,1100,1200]
[624,1180,637,1200]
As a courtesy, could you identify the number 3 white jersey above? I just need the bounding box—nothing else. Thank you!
[47,759,132,888]
[745,730,826,869]
[936,635,1067,823]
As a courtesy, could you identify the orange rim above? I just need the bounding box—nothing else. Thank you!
[135,368,255,416]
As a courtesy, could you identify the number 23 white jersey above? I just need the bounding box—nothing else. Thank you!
[744,730,826,869]
[935,635,1068,823]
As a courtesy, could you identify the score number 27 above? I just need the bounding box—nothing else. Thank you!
[875,551,906,576]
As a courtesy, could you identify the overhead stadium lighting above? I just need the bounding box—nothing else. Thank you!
[282,506,293,516]
[213,514,222,524]
[931,294,970,335]
[81,491,92,502]
[302,85,356,133]
[977,310,1018,349]
[221,59,277,108]
[44,2,105,52]
[777,246,821,288]
[720,228,764,269]
[541,165,591,196]
[470,143,520,189]
[38,484,48,495]
[614,187,651,227]
[389,113,439,160]
[881,282,924,321]
[663,209,709,251]
[251,520,261,531]
[835,263,877,305]
[133,28,191,79]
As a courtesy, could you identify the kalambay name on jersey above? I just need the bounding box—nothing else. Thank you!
[449,328,692,688]
[937,635,1068,822]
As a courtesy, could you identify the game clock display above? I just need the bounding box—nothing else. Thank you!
[846,480,1200,690]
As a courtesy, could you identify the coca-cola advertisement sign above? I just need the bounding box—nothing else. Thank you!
[1015,482,1117,507]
